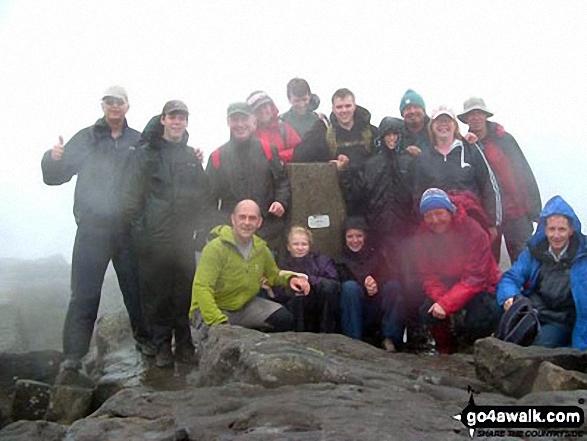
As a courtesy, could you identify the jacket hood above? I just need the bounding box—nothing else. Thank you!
[376,117,403,151]
[530,196,584,248]
[330,105,372,129]
[139,114,190,146]
[309,94,320,112]
[211,224,267,249]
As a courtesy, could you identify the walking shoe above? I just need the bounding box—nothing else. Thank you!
[382,338,397,353]
[135,339,156,357]
[155,345,174,368]
[175,346,197,365]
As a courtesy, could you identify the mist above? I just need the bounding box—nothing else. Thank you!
[1,0,586,262]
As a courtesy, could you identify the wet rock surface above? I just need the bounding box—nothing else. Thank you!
[474,337,587,397]
[3,314,587,439]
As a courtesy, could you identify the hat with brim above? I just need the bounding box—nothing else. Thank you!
[227,102,253,118]
[457,97,493,123]
[102,85,128,103]
[430,105,456,121]
[162,100,189,116]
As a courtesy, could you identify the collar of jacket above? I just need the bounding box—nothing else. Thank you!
[213,224,267,253]
[93,117,129,138]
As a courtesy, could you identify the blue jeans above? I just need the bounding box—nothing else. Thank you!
[340,280,404,346]
[533,323,573,348]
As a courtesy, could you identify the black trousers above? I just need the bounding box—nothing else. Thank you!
[139,238,195,351]
[63,224,150,359]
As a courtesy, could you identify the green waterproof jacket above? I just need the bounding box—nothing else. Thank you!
[191,225,291,325]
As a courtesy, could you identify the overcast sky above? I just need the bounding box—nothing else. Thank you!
[1,0,586,260]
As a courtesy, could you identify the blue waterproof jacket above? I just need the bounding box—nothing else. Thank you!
[496,196,587,349]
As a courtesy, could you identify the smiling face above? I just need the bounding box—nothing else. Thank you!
[287,232,311,258]
[231,200,263,244]
[402,104,425,132]
[254,102,274,125]
[332,95,356,129]
[101,97,129,126]
[545,215,574,255]
[383,132,400,149]
[423,208,453,234]
[228,113,256,141]
[464,110,489,137]
[345,228,365,253]
[160,112,188,142]
[431,114,457,140]
[289,93,311,115]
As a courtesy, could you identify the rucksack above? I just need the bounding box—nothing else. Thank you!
[495,295,540,346]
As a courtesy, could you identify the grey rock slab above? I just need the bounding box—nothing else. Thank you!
[532,361,587,393]
[474,337,587,397]
[0,420,66,441]
[10,380,51,422]
[78,381,474,440]
[45,386,93,425]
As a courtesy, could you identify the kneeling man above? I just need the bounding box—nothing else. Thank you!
[191,199,309,331]
[497,196,587,349]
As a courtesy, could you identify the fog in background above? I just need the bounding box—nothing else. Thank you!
[1,0,586,262]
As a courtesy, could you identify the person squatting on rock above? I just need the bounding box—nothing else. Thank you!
[458,97,541,262]
[280,78,322,138]
[191,200,311,333]
[270,226,341,333]
[336,217,405,352]
[123,100,214,368]
[497,196,587,349]
[246,90,302,164]
[206,102,291,253]
[41,86,154,373]
[414,188,501,354]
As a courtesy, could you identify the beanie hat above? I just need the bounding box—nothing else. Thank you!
[344,216,369,233]
[399,89,426,115]
[246,91,274,111]
[419,188,456,214]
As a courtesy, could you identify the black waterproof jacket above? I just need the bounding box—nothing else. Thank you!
[408,140,501,227]
[340,145,414,239]
[122,115,214,249]
[41,118,140,227]
[293,106,377,168]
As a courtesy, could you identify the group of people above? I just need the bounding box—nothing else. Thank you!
[42,79,587,373]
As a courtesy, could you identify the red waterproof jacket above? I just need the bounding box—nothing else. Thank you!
[256,103,301,163]
[415,203,501,315]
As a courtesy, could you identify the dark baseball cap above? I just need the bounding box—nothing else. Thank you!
[162,100,189,115]
[227,102,253,117]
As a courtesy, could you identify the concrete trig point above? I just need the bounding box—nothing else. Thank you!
[286,163,346,258]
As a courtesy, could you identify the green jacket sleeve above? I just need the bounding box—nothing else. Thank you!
[191,242,229,326]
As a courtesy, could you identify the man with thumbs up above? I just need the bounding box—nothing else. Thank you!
[41,86,153,375]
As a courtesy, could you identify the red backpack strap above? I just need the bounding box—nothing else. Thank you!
[211,148,221,169]
[259,139,273,162]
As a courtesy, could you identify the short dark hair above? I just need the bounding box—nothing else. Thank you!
[546,214,574,230]
[332,88,355,104]
[286,78,311,99]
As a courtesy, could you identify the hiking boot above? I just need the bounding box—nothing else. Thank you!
[135,339,156,357]
[382,338,396,353]
[155,345,174,368]
[175,345,196,365]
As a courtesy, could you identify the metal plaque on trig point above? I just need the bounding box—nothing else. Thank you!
[308,215,330,229]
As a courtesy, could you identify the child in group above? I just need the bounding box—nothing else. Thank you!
[336,217,405,352]
[271,226,340,333]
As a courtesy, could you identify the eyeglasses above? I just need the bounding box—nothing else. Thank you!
[102,97,126,107]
